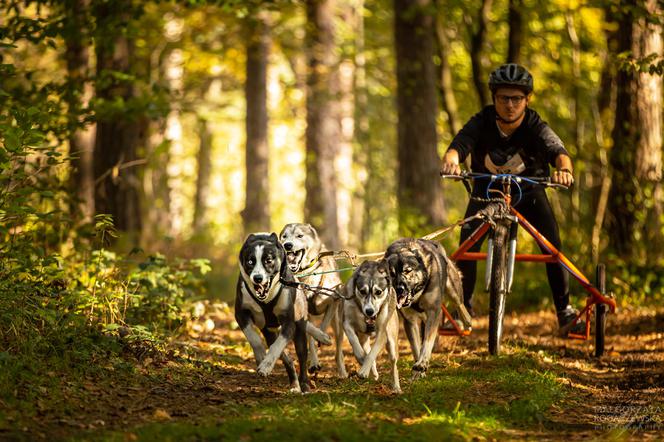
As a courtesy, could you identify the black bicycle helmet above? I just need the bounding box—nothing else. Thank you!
[488,63,533,94]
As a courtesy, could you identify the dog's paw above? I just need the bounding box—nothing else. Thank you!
[337,367,348,379]
[288,385,302,394]
[392,386,403,395]
[300,382,312,394]
[412,361,429,373]
[319,332,332,346]
[257,360,274,377]
[357,366,371,379]
[308,364,322,374]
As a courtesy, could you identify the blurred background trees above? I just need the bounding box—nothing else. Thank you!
[1,0,662,307]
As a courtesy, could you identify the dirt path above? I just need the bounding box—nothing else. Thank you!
[457,308,664,439]
[7,307,663,440]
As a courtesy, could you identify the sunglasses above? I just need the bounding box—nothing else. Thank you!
[496,94,527,105]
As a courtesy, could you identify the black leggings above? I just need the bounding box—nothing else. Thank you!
[457,188,569,312]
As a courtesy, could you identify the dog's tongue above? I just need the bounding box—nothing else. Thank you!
[254,283,266,297]
[286,250,303,271]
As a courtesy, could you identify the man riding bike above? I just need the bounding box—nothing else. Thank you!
[440,63,583,335]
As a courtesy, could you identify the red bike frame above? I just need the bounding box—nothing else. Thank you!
[440,193,617,339]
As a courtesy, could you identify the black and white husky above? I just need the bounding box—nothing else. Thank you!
[279,223,346,378]
[235,232,329,393]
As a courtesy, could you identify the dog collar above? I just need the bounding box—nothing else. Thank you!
[297,256,321,275]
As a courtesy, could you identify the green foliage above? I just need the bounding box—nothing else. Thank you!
[607,259,664,306]
[618,51,664,76]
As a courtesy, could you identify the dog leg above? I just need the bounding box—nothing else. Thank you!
[294,319,310,394]
[358,327,387,381]
[236,310,266,366]
[319,303,335,331]
[413,303,443,374]
[257,318,294,377]
[444,257,472,327]
[306,321,331,345]
[307,333,320,374]
[333,301,347,378]
[386,313,401,394]
[264,329,299,390]
[359,334,379,380]
[402,317,422,362]
[343,319,367,365]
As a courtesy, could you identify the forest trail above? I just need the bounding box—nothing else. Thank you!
[5,306,663,441]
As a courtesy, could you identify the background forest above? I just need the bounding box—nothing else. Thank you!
[0,0,663,438]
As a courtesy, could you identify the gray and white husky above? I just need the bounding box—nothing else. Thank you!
[342,260,401,393]
[279,223,347,378]
[235,232,330,393]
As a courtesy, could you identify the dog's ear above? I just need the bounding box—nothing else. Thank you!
[385,254,398,276]
[269,232,279,242]
[305,223,318,239]
[302,224,322,263]
[376,259,390,278]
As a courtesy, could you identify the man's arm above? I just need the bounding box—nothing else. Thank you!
[440,149,462,175]
[552,154,574,187]
[440,109,485,175]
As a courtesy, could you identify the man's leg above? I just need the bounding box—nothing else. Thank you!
[457,198,489,313]
[513,190,570,312]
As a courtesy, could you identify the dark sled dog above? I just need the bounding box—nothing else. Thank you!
[342,260,401,393]
[280,223,346,377]
[385,238,471,375]
[235,232,329,393]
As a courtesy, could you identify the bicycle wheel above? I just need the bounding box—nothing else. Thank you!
[595,264,607,358]
[488,222,509,355]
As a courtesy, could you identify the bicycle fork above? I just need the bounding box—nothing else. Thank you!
[484,217,519,292]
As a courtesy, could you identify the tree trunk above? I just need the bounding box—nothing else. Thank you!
[93,5,144,235]
[606,0,663,260]
[305,0,341,249]
[243,13,271,234]
[434,1,460,135]
[469,0,492,107]
[351,0,370,249]
[394,0,445,235]
[64,0,95,222]
[597,5,619,134]
[506,0,522,64]
[565,12,581,225]
[193,117,213,233]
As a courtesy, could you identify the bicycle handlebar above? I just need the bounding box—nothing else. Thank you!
[440,171,569,190]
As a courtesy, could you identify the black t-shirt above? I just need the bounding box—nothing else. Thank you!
[448,106,568,179]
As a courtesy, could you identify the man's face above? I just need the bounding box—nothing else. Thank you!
[494,87,529,123]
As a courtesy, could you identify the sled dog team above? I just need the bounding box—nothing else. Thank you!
[235,223,472,394]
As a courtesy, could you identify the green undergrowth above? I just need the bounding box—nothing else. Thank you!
[91,351,567,442]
